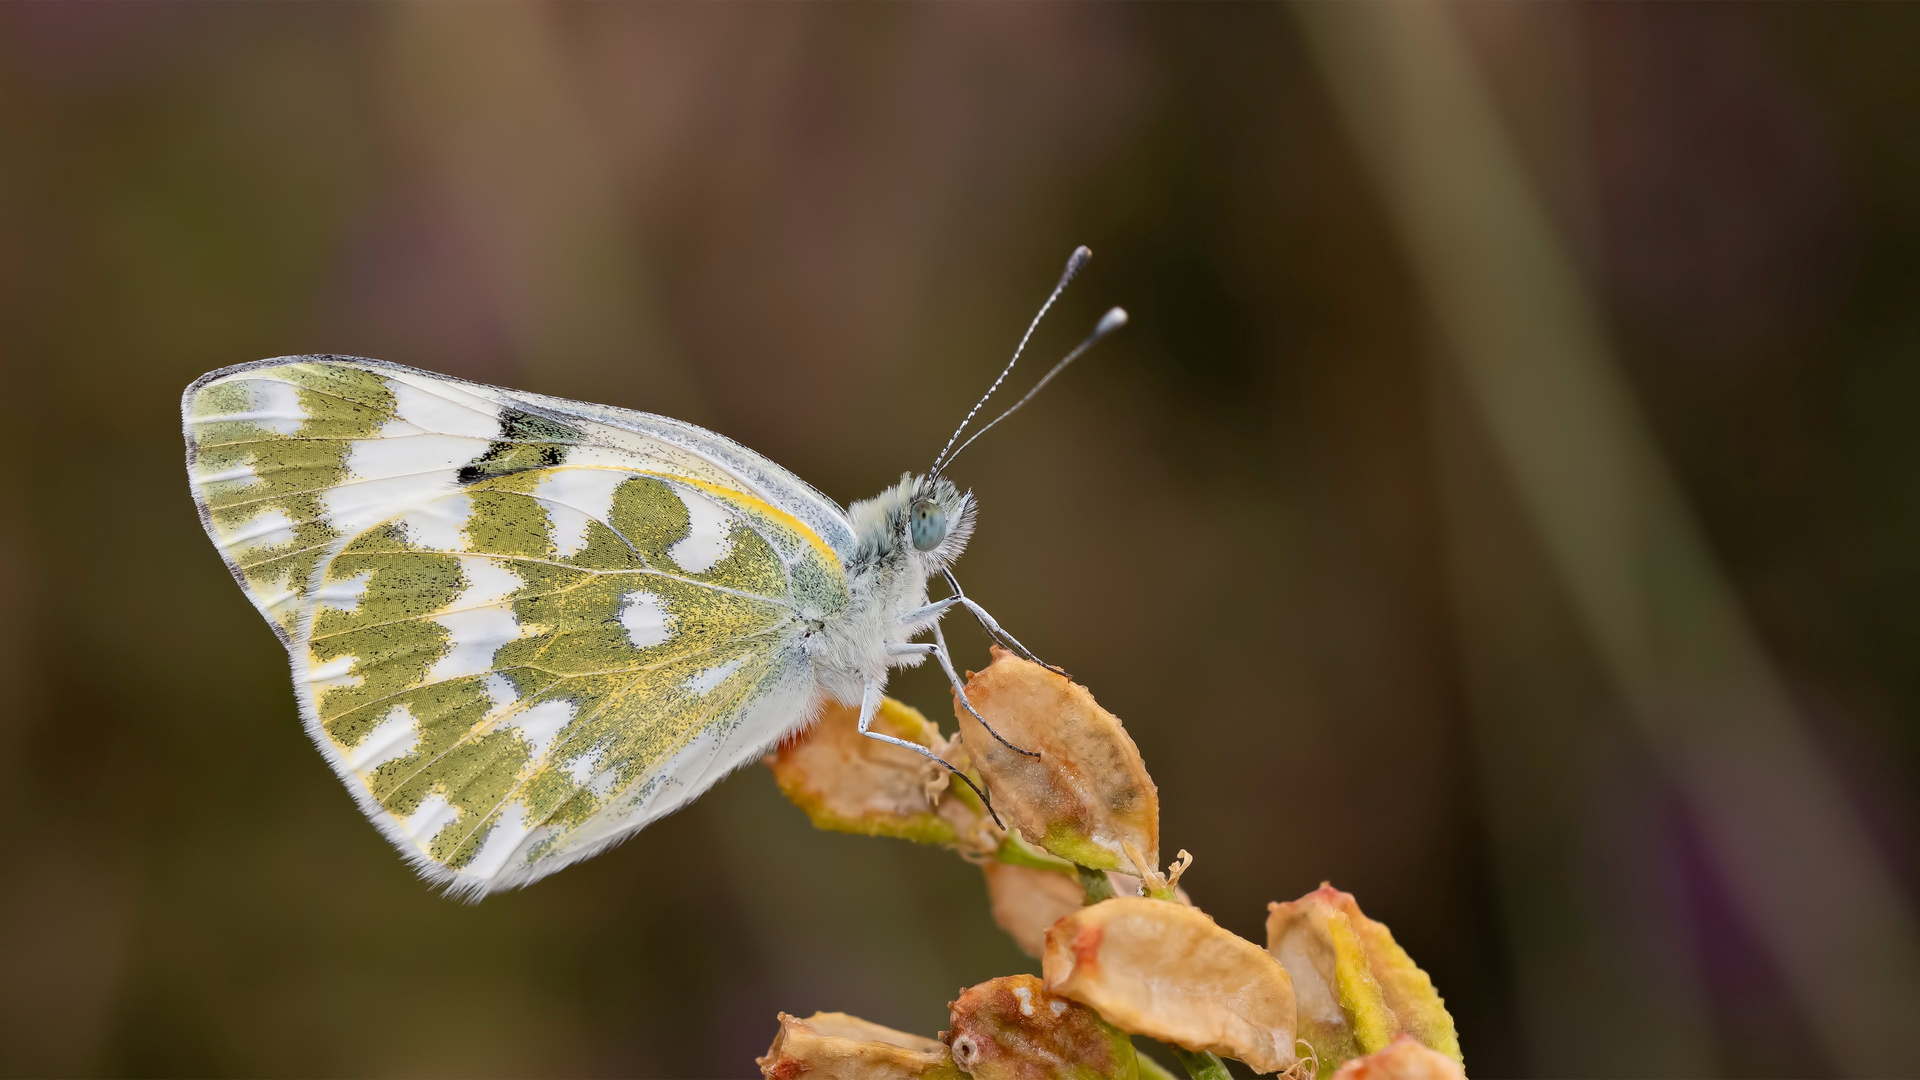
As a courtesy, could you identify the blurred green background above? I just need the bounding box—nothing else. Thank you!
[3,4,1919,1077]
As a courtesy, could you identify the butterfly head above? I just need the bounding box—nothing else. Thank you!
[908,473,975,563]
[850,473,975,572]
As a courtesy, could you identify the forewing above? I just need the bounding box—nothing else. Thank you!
[183,357,851,894]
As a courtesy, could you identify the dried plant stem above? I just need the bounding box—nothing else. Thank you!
[1169,1045,1233,1080]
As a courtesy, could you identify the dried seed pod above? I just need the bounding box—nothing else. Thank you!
[1043,897,1297,1075]
[758,1011,965,1080]
[1327,1035,1467,1080]
[983,861,1084,958]
[767,696,998,854]
[1266,885,1462,1076]
[945,974,1140,1080]
[983,857,1201,959]
[954,649,1158,873]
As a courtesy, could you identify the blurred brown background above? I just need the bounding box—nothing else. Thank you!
[3,3,1919,1077]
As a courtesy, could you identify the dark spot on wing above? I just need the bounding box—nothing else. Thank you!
[458,407,582,484]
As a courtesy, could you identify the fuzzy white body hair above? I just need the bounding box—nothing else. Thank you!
[807,473,974,708]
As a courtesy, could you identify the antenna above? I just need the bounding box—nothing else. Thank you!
[931,246,1091,476]
[937,307,1127,471]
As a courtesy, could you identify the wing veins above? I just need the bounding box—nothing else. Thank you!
[328,625,791,742]
[198,376,395,419]
[202,465,483,514]
[216,372,515,428]
[448,644,777,871]
[235,542,333,570]
[314,549,797,609]
[365,628,787,812]
[307,576,595,643]
[518,476,813,579]
[191,429,581,451]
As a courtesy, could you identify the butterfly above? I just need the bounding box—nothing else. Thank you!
[182,247,1125,898]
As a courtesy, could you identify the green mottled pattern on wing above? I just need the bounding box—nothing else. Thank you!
[186,363,395,635]
[185,360,851,884]
[311,471,845,873]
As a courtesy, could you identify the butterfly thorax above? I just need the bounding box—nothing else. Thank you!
[810,473,975,705]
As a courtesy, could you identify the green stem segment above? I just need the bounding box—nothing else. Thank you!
[1168,1046,1232,1080]
[1077,865,1116,904]
[997,830,1078,873]
[1133,1043,1183,1080]
[1143,880,1179,903]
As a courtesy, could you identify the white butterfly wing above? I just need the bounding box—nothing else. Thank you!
[183,356,851,896]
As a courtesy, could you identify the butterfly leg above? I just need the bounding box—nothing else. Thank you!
[939,569,1068,677]
[889,636,1039,758]
[895,594,964,625]
[855,680,1005,829]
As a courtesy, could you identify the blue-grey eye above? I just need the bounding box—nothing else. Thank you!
[910,499,947,552]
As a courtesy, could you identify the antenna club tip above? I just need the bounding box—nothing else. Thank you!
[1062,245,1092,281]
[1096,307,1128,334]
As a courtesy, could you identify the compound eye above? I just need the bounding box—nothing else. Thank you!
[910,499,948,552]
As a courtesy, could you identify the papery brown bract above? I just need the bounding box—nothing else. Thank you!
[945,974,1140,1080]
[954,649,1158,873]
[767,696,998,854]
[758,1012,966,1080]
[1266,884,1462,1077]
[1043,897,1298,1075]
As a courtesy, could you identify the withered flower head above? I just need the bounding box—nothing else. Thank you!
[767,696,999,855]
[954,648,1158,874]
[945,974,1140,1080]
[758,1011,964,1080]
[1266,884,1462,1076]
[1043,897,1298,1075]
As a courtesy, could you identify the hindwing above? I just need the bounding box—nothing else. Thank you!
[183,357,851,895]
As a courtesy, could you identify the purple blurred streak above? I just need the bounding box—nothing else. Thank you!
[1665,794,1831,1075]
